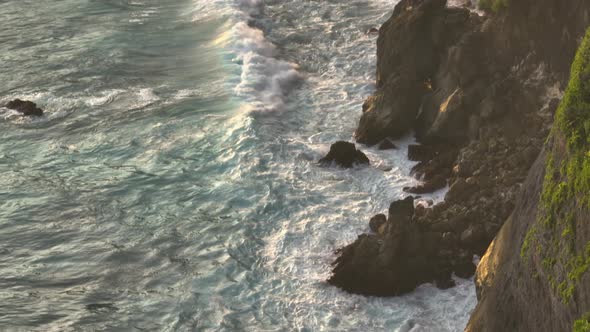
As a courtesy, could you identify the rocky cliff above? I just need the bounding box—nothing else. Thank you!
[328,0,590,328]
[467,26,590,332]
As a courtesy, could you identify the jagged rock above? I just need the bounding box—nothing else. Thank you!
[319,141,370,168]
[329,196,446,296]
[5,99,44,117]
[378,139,398,150]
[355,0,481,144]
[367,27,379,35]
[369,214,387,233]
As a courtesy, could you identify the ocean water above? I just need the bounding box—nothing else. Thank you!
[0,0,476,331]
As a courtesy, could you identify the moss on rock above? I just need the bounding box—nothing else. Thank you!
[574,312,590,332]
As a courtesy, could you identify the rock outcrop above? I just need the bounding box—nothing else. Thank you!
[5,99,44,117]
[329,0,590,310]
[319,141,370,168]
[355,0,482,145]
[329,196,468,295]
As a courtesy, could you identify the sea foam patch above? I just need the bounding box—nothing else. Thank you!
[228,2,302,113]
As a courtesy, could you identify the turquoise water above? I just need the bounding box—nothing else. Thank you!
[0,0,475,330]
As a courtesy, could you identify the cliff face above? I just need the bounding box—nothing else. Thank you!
[467,28,590,332]
[328,0,590,320]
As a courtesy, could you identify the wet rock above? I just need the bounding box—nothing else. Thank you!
[367,27,379,35]
[369,214,387,233]
[329,196,439,296]
[5,99,44,117]
[319,141,370,168]
[378,139,398,150]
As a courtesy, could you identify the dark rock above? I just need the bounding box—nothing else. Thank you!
[369,214,387,233]
[329,196,440,297]
[460,223,487,254]
[378,139,398,150]
[445,178,478,203]
[454,258,476,279]
[410,148,459,182]
[355,0,473,144]
[388,196,415,222]
[435,269,456,289]
[319,141,370,168]
[408,144,440,162]
[5,99,44,117]
[367,27,379,35]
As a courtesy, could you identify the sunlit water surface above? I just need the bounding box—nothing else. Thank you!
[0,0,475,330]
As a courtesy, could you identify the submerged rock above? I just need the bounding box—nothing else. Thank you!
[319,141,370,168]
[5,99,44,117]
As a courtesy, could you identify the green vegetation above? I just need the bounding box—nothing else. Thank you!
[574,312,590,332]
[478,0,508,12]
[520,28,590,305]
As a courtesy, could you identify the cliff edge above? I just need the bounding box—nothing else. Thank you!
[466,27,590,332]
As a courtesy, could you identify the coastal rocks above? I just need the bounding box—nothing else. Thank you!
[355,0,482,144]
[319,141,369,168]
[356,87,422,145]
[5,99,44,117]
[445,177,478,203]
[330,0,590,305]
[329,195,482,296]
[404,144,458,194]
[329,197,443,296]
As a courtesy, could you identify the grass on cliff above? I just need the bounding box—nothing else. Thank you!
[574,312,590,332]
[478,0,508,12]
[520,27,590,323]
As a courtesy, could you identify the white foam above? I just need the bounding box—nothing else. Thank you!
[224,3,302,113]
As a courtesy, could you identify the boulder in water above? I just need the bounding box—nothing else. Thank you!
[319,141,370,168]
[5,99,44,117]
